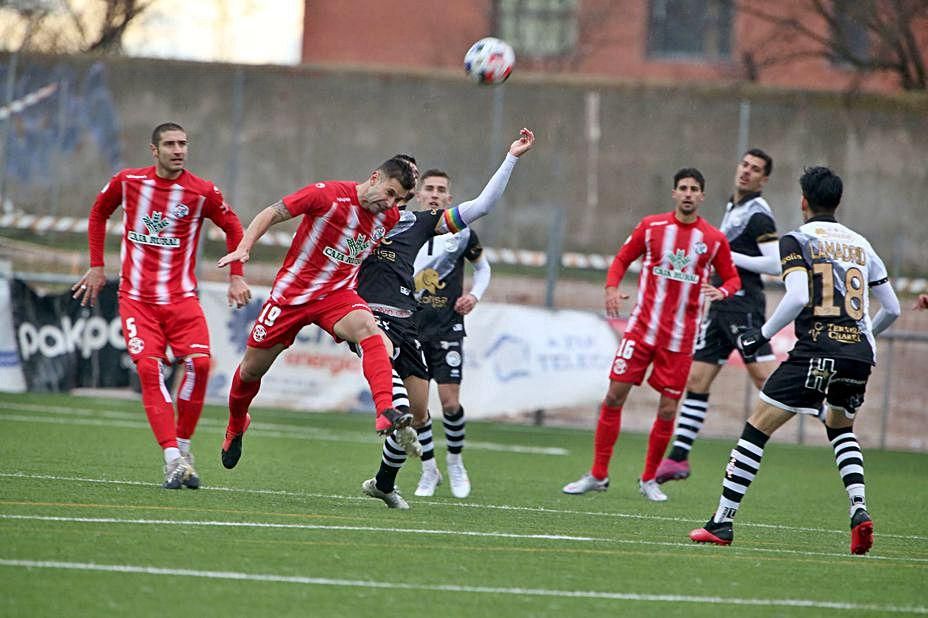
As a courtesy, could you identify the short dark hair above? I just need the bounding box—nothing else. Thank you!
[674,168,705,192]
[378,157,416,192]
[419,169,450,185]
[744,148,773,176]
[151,122,185,146]
[392,153,417,166]
[799,166,843,214]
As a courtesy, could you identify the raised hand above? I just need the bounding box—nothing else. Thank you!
[509,128,535,157]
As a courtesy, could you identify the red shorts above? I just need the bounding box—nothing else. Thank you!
[248,289,372,349]
[608,335,692,400]
[119,296,211,362]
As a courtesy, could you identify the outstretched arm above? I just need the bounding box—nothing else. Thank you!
[218,200,292,268]
[731,241,781,275]
[760,269,809,339]
[207,200,251,307]
[436,128,535,234]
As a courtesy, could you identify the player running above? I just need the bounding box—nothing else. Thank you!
[216,156,417,470]
[689,166,900,554]
[358,129,535,509]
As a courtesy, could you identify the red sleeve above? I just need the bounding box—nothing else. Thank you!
[203,185,245,277]
[711,234,741,298]
[282,182,331,217]
[605,222,646,287]
[88,173,124,267]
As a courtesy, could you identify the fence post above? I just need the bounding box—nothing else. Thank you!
[0,51,19,209]
[535,207,567,427]
[544,207,565,309]
[879,338,894,450]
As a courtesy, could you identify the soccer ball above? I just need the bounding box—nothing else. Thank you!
[464,37,515,85]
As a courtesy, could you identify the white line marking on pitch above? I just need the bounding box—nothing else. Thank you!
[0,559,925,613]
[1,512,926,564]
[0,406,567,455]
[2,471,926,544]
[0,514,601,541]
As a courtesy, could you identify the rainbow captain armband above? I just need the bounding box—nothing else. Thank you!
[442,208,467,234]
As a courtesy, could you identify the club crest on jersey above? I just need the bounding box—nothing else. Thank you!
[128,211,180,248]
[323,233,370,266]
[127,337,145,355]
[371,226,386,242]
[169,202,189,219]
[653,249,698,283]
[694,241,707,255]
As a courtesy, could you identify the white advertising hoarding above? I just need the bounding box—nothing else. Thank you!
[199,282,619,418]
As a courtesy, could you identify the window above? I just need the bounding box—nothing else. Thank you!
[830,0,869,65]
[495,0,578,58]
[647,0,733,60]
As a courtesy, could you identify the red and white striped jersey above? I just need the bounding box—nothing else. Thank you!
[270,181,401,306]
[88,166,244,305]
[607,211,740,353]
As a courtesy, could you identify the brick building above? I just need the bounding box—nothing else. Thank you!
[302,1,928,93]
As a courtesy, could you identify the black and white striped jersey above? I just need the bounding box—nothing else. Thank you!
[710,192,778,313]
[780,215,889,365]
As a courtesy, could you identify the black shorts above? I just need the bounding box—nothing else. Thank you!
[693,310,775,364]
[422,339,464,384]
[373,312,429,380]
[760,356,872,419]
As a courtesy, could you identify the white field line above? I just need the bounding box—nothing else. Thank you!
[3,512,927,565]
[2,512,928,564]
[3,470,928,545]
[0,559,925,613]
[0,514,602,542]
[0,404,567,456]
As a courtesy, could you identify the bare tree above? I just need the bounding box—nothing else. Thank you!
[1,0,152,54]
[737,0,928,90]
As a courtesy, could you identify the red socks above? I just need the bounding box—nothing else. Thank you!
[228,365,261,433]
[136,358,177,449]
[591,403,622,480]
[359,335,395,414]
[642,417,675,481]
[176,356,210,439]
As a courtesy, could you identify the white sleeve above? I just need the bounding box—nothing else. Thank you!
[870,281,901,336]
[731,241,781,275]
[467,255,491,300]
[760,269,809,339]
[445,154,519,229]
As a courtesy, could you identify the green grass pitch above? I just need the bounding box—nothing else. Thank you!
[1,391,925,617]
